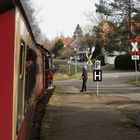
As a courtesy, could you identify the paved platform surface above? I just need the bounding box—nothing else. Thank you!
[40,85,140,140]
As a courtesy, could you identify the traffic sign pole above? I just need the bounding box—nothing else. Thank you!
[93,60,102,95]
[97,82,99,95]
[75,58,77,76]
[68,58,72,77]
[90,66,92,73]
[134,52,138,83]
[69,64,71,76]
[129,40,140,83]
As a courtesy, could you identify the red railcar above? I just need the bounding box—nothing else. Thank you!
[0,0,52,140]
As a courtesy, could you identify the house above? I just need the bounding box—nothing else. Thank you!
[62,37,89,62]
[61,38,75,48]
[70,37,85,50]
[104,51,126,64]
[62,37,85,52]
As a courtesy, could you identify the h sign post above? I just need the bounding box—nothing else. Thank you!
[93,60,102,81]
[93,60,102,95]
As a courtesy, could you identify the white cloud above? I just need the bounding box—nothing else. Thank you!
[31,0,99,39]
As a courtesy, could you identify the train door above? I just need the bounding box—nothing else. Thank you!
[16,40,26,133]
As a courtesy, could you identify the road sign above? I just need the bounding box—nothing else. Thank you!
[128,37,140,83]
[95,60,101,70]
[131,55,139,60]
[129,38,140,55]
[87,59,92,66]
[131,42,139,52]
[86,54,93,66]
[67,60,71,64]
[93,70,102,81]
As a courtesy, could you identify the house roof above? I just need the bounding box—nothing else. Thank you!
[62,38,75,46]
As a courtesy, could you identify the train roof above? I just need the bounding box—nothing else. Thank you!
[0,0,48,53]
[0,0,36,44]
[0,0,14,14]
[37,44,51,57]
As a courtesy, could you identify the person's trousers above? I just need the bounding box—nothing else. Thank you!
[81,80,87,91]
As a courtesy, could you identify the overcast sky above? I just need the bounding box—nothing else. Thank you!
[31,0,99,40]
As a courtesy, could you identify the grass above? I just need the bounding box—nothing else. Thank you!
[128,80,140,86]
[53,71,93,80]
[53,60,93,80]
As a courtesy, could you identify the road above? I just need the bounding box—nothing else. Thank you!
[54,70,140,95]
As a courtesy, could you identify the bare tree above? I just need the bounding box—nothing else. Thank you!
[21,0,44,43]
[43,37,56,51]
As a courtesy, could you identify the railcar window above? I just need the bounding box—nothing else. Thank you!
[25,48,37,103]
[16,40,25,134]
[19,41,25,77]
[45,56,49,69]
[49,57,52,69]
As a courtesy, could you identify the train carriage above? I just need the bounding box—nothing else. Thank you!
[0,0,52,140]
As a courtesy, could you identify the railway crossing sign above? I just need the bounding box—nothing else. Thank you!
[130,42,140,60]
[86,54,93,66]
[131,42,139,52]
[128,36,140,83]
[67,59,71,64]
[87,59,92,66]
[86,46,96,66]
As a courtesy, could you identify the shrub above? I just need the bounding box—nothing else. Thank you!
[114,54,138,70]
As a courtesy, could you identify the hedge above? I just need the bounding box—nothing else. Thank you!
[115,54,140,70]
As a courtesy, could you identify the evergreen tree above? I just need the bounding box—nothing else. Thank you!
[95,0,140,37]
[73,24,83,38]
[94,0,140,53]
[92,40,102,59]
[84,33,95,48]
[52,39,64,57]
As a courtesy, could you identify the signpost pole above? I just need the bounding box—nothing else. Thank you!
[75,58,77,76]
[93,60,102,95]
[69,64,71,77]
[68,58,72,77]
[90,65,92,73]
[134,52,138,83]
[97,82,99,95]
[129,37,140,83]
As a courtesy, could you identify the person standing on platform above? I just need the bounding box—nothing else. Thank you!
[80,67,88,92]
